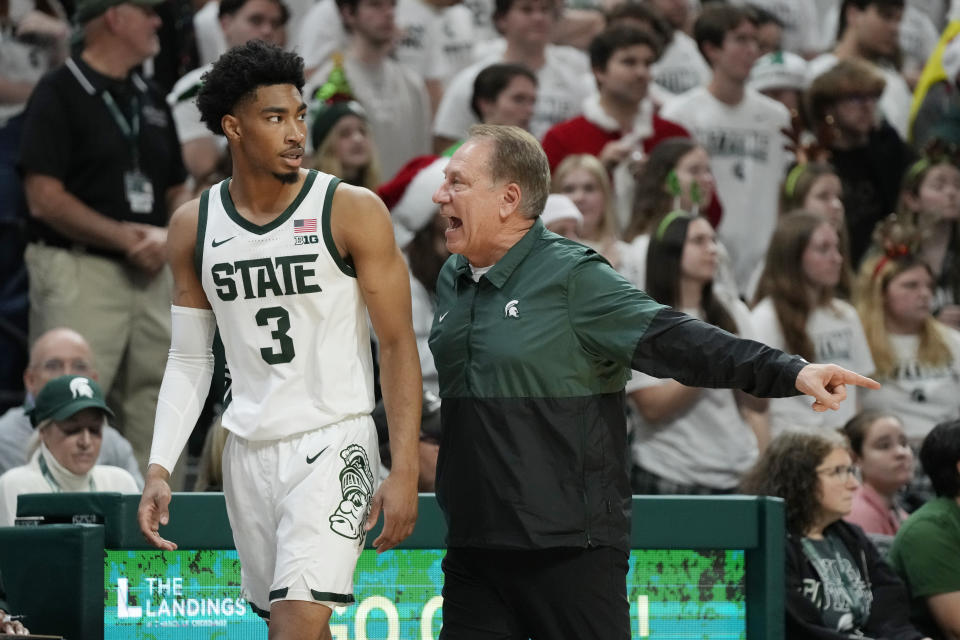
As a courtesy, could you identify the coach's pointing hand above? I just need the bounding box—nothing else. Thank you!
[138,464,178,551]
[366,468,418,553]
[795,363,881,412]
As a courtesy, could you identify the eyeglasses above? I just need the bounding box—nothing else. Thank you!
[816,464,858,481]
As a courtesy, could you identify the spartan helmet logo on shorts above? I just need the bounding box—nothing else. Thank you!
[329,444,375,541]
[69,377,94,399]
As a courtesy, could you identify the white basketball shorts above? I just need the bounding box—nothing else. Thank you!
[222,414,380,618]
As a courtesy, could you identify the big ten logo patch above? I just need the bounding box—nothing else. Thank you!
[295,234,320,246]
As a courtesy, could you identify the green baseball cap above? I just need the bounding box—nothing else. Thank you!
[27,375,114,428]
[74,0,165,24]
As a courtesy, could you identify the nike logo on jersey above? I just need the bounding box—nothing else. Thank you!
[306,446,329,465]
[212,236,236,247]
[438,311,449,323]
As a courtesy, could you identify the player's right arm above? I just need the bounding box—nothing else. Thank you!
[137,199,216,551]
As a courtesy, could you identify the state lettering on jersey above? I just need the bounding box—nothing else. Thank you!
[211,254,323,301]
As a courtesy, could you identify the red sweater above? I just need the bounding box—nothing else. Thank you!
[541,112,690,172]
[541,112,723,228]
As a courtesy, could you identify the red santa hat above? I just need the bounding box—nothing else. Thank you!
[377,155,449,248]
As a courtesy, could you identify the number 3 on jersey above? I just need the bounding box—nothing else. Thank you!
[256,306,295,364]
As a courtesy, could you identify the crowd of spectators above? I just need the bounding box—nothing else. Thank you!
[3,0,960,636]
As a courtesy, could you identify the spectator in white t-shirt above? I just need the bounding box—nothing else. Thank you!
[431,0,592,150]
[806,0,913,139]
[856,247,960,449]
[629,213,768,494]
[661,4,791,294]
[751,212,875,438]
[306,0,432,178]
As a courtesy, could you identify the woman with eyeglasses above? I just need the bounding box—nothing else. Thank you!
[0,375,139,526]
[741,430,929,640]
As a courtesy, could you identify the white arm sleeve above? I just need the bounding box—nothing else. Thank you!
[147,305,217,474]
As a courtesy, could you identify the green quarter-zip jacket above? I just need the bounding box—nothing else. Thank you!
[429,218,807,552]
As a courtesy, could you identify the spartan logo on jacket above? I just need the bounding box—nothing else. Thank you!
[329,444,375,542]
[209,254,323,301]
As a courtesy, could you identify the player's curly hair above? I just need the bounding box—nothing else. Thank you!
[740,430,849,535]
[197,40,306,136]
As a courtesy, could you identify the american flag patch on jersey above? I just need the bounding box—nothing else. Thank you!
[294,218,317,233]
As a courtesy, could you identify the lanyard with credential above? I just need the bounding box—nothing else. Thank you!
[66,57,155,213]
[101,90,141,170]
[38,451,96,492]
[65,57,142,169]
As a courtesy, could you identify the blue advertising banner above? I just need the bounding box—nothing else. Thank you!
[104,548,746,639]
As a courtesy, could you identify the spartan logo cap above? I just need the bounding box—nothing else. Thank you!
[27,375,114,428]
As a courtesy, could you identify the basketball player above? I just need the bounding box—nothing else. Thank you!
[136,41,421,639]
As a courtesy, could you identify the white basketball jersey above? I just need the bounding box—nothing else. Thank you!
[197,170,375,440]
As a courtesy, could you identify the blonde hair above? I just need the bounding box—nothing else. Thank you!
[552,154,620,241]
[307,117,381,191]
[26,422,48,457]
[855,254,951,377]
[30,415,108,457]
[194,417,229,491]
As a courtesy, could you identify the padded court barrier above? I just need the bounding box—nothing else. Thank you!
[2,492,785,639]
